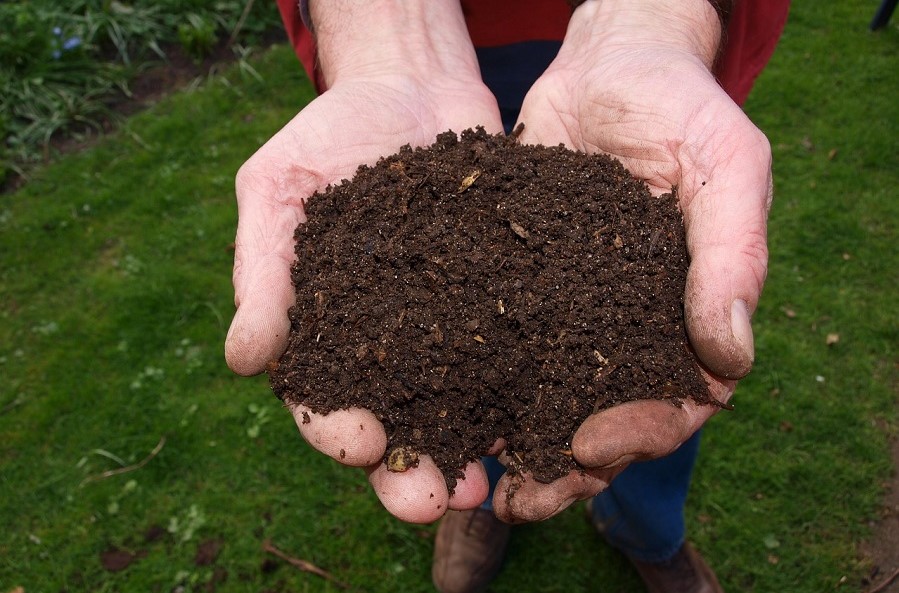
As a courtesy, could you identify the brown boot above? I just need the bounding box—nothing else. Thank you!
[431,508,511,593]
[585,501,723,593]
[629,542,724,593]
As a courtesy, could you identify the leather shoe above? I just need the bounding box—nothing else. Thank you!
[432,508,511,593]
[586,501,723,593]
[629,542,724,593]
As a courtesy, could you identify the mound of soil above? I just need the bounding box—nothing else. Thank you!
[269,126,714,491]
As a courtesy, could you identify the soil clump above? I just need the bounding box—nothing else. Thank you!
[269,126,714,491]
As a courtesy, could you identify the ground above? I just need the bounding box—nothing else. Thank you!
[861,434,899,593]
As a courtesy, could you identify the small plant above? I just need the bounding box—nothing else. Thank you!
[167,504,207,543]
[246,402,271,439]
[178,13,217,61]
[0,0,281,186]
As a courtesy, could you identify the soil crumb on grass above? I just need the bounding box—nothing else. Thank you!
[270,126,714,491]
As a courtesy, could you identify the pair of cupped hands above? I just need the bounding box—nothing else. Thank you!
[225,0,771,524]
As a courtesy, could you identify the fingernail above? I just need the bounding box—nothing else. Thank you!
[730,299,755,368]
[555,496,578,515]
[598,453,635,469]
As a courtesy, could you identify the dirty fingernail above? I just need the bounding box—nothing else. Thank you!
[598,453,635,469]
[730,299,755,372]
[555,496,578,516]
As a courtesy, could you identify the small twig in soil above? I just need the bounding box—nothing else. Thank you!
[1,394,26,415]
[592,392,613,414]
[80,436,166,487]
[864,567,899,593]
[262,539,349,589]
[647,228,663,258]
[413,172,432,192]
[711,399,735,411]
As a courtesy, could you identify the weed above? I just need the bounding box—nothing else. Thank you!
[177,13,217,61]
[167,504,207,543]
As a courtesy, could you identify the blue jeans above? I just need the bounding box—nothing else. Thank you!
[480,432,701,563]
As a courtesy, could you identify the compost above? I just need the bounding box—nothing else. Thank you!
[269,127,713,491]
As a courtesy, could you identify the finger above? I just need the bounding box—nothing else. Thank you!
[491,467,618,524]
[681,115,772,380]
[225,252,296,376]
[571,397,723,469]
[292,405,387,467]
[485,438,506,456]
[366,455,450,524]
[225,166,308,376]
[447,460,490,511]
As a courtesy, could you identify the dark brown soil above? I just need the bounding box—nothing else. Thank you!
[269,126,715,491]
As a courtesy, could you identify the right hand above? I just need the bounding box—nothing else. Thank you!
[225,1,504,524]
[489,0,771,523]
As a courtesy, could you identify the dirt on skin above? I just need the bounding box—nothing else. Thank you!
[269,126,717,492]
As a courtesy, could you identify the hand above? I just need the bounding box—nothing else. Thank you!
[491,0,772,523]
[225,0,504,523]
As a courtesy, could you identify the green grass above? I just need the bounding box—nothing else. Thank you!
[1,0,897,590]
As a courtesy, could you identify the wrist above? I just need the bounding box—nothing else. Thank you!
[568,0,732,31]
[309,0,482,88]
[565,0,723,70]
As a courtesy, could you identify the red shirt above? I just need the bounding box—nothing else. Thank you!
[276,0,790,107]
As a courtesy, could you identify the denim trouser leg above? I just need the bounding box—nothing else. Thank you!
[589,431,702,563]
[479,455,507,512]
[480,431,701,563]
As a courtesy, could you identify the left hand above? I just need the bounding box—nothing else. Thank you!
[491,0,772,523]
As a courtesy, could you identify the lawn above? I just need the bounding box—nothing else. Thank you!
[1,0,896,591]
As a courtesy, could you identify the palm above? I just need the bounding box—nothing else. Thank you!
[521,49,753,188]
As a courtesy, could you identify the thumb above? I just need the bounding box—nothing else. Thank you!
[225,165,307,376]
[682,122,772,380]
[225,252,296,376]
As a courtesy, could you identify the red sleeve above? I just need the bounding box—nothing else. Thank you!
[461,0,570,46]
[715,0,791,105]
[276,0,791,107]
[459,0,791,107]
[276,0,326,93]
